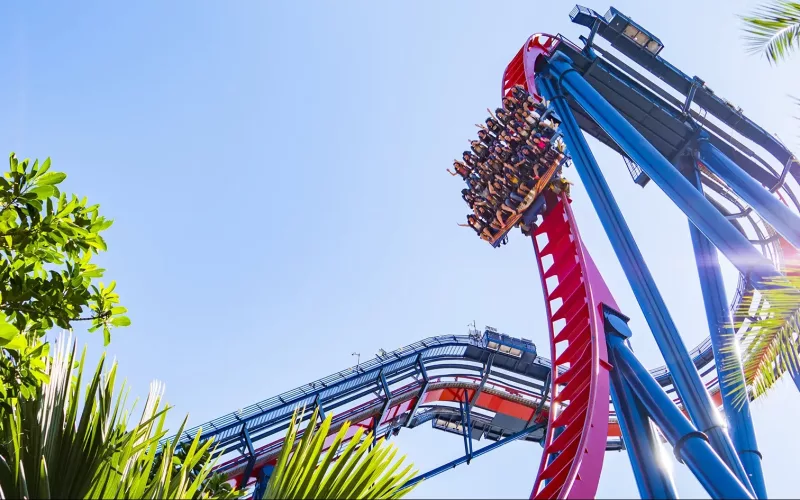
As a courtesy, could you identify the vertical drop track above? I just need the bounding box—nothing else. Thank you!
[530,195,615,499]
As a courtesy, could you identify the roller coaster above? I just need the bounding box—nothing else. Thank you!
[162,5,800,499]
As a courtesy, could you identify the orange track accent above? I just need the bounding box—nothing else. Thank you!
[488,156,563,246]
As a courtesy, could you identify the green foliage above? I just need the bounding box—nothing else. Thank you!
[0,150,420,499]
[742,1,800,63]
[737,3,800,403]
[723,269,800,407]
[0,334,241,499]
[202,473,239,500]
[151,442,238,499]
[0,152,127,402]
[264,406,417,499]
[0,152,244,499]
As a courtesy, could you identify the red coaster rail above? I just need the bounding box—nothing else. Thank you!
[531,194,613,499]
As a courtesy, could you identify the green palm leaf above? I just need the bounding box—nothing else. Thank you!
[742,1,800,63]
[264,406,418,499]
[723,271,800,407]
[0,333,241,499]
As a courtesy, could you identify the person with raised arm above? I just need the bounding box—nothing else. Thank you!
[458,214,496,242]
[478,129,498,148]
[485,117,504,136]
[447,160,472,180]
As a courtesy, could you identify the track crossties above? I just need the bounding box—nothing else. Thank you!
[531,195,611,499]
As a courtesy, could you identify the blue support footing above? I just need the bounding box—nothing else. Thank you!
[684,158,767,498]
[697,138,800,250]
[609,334,754,499]
[537,71,752,492]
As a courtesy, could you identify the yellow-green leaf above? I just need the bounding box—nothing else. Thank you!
[30,185,56,200]
[0,334,27,350]
[110,316,131,327]
[37,172,67,186]
[0,322,18,340]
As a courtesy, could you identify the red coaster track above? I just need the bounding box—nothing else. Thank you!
[530,194,614,499]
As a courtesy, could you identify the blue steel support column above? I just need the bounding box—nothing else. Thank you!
[459,390,473,463]
[372,370,392,448]
[697,138,800,249]
[469,353,494,410]
[405,355,429,427]
[684,157,768,498]
[462,389,472,464]
[314,394,326,422]
[237,426,257,490]
[605,309,677,499]
[537,73,754,494]
[543,53,778,289]
[527,370,550,427]
[609,335,754,499]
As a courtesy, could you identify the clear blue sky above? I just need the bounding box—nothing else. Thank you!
[2,0,799,498]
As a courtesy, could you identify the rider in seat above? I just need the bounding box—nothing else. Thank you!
[470,140,490,160]
[463,151,481,168]
[495,107,513,125]
[459,214,496,242]
[478,129,497,148]
[511,84,537,107]
[486,117,505,136]
[448,160,472,180]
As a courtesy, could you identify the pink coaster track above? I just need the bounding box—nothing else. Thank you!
[530,194,618,499]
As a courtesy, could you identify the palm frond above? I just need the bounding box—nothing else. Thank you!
[742,1,800,63]
[0,332,242,499]
[264,406,418,499]
[722,270,800,407]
